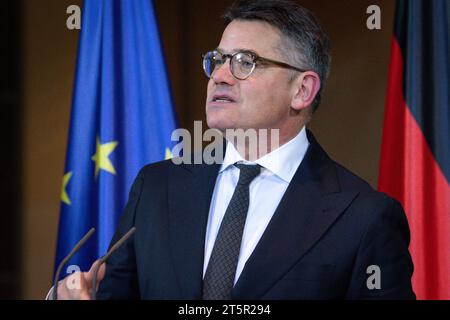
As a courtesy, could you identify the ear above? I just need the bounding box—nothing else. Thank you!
[290,71,321,111]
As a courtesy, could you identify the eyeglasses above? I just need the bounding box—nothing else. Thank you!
[202,49,307,80]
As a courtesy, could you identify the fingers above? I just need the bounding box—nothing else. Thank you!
[85,259,105,283]
[97,262,106,283]
[54,260,105,300]
[78,290,93,300]
[56,270,88,300]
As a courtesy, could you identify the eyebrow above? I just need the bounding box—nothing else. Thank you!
[216,47,260,56]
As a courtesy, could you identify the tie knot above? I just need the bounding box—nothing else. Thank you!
[235,163,261,186]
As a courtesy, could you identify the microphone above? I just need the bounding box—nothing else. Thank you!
[52,228,96,300]
[91,227,137,300]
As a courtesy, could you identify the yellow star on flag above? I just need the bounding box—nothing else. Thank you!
[91,137,119,178]
[61,172,73,205]
[165,147,173,160]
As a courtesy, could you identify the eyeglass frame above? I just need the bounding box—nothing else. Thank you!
[202,49,308,80]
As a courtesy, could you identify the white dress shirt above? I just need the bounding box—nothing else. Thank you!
[203,127,310,285]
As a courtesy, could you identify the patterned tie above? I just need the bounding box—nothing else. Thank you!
[203,163,262,300]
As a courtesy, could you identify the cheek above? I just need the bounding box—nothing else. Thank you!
[206,80,214,101]
[242,80,287,116]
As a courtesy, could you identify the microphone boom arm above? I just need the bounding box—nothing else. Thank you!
[91,227,137,300]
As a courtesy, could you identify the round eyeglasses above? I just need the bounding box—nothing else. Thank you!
[202,50,307,80]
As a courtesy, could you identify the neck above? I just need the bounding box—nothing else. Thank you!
[223,127,304,161]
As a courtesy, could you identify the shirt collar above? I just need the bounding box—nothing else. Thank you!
[220,127,310,183]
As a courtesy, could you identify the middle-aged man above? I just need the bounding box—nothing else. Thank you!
[55,0,415,299]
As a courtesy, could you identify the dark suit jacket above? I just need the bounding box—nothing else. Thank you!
[97,130,415,299]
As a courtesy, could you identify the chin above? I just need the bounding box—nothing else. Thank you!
[206,111,236,131]
[206,118,234,131]
[207,120,231,131]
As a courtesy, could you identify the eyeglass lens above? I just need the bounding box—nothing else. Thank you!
[203,51,255,80]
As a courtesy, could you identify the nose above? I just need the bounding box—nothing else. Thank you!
[211,59,236,85]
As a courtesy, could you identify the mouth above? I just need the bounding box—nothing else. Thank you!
[209,94,237,105]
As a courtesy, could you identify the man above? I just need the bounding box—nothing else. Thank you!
[55,0,415,299]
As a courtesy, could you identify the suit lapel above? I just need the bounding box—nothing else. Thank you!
[166,132,359,299]
[232,132,359,299]
[168,162,220,299]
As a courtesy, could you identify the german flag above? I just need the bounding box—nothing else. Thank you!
[379,0,450,299]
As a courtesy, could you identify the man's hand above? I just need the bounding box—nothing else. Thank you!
[55,260,106,300]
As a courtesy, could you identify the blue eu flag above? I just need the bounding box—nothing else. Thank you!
[55,0,177,272]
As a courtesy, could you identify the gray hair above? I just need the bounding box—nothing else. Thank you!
[223,0,331,112]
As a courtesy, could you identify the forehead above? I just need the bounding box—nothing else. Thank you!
[218,20,282,56]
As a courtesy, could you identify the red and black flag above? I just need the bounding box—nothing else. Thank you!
[379,0,450,299]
